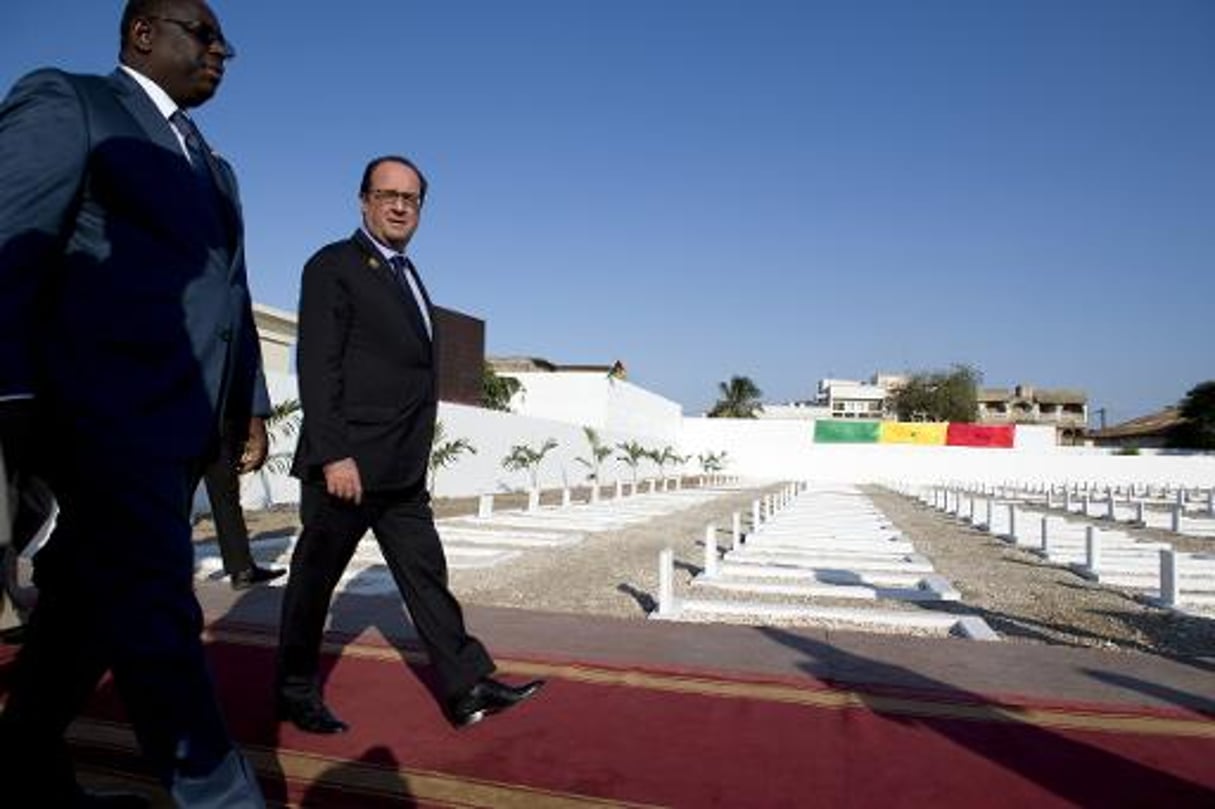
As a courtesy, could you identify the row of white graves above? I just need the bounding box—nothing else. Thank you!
[907,484,1215,619]
[650,482,997,640]
[194,475,747,596]
[935,481,1215,538]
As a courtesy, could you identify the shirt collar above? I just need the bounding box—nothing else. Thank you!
[118,64,180,121]
[361,227,407,263]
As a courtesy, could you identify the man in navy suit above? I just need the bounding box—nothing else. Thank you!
[0,1,267,804]
[275,156,544,735]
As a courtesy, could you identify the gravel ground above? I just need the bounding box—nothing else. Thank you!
[200,481,1215,662]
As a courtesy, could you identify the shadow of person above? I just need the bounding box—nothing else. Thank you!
[320,566,445,708]
[754,625,1215,805]
[1081,668,1215,715]
[295,744,415,807]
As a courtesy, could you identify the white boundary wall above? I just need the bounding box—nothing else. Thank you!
[679,418,1215,488]
[226,374,1214,509]
[507,373,681,442]
[232,374,677,508]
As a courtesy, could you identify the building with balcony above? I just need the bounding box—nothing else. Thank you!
[976,384,1088,443]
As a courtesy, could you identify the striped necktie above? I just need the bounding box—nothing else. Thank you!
[170,110,214,187]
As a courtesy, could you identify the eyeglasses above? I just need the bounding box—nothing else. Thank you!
[150,16,236,59]
[366,189,423,210]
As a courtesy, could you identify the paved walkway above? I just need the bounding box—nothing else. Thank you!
[200,582,1214,716]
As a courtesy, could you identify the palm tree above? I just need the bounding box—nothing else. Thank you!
[261,398,303,474]
[574,426,613,484]
[697,450,728,475]
[248,398,303,509]
[708,375,763,418]
[429,420,476,493]
[502,438,559,491]
[615,440,651,486]
[648,445,687,483]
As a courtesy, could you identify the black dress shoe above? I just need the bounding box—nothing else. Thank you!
[277,693,349,734]
[447,678,545,728]
[230,564,286,590]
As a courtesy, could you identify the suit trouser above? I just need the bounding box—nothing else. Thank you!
[277,481,494,701]
[0,442,263,805]
[201,430,254,575]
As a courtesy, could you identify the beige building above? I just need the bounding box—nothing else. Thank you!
[252,302,298,375]
[976,384,1087,443]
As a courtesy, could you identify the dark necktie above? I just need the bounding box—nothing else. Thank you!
[170,110,214,187]
[388,255,432,338]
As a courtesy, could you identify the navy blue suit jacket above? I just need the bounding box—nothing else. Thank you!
[0,67,268,460]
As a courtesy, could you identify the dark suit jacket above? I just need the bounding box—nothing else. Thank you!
[0,68,268,460]
[292,230,438,491]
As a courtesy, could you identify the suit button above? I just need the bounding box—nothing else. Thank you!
[219,328,232,342]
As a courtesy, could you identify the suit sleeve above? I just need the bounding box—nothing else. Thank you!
[218,160,271,422]
[0,69,87,398]
[296,251,351,466]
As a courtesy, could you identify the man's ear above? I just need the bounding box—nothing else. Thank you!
[130,18,155,54]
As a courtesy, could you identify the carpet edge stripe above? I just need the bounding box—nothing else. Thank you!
[66,716,661,809]
[202,628,1215,739]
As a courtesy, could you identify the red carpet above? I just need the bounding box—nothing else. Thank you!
[3,628,1214,807]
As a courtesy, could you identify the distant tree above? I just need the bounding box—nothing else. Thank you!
[888,364,980,422]
[708,375,763,418]
[574,426,613,483]
[429,420,476,492]
[502,438,558,491]
[1166,381,1215,449]
[482,364,523,411]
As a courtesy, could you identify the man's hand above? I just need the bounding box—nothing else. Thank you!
[237,416,268,474]
[323,457,363,505]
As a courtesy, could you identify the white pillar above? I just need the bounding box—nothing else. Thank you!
[561,487,571,508]
[615,479,623,499]
[703,524,718,578]
[658,548,675,616]
[752,499,762,533]
[591,483,601,504]
[527,488,540,512]
[1085,525,1101,573]
[732,511,742,550]
[477,493,493,519]
[1159,549,1178,607]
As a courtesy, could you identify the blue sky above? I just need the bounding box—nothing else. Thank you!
[3,1,1212,424]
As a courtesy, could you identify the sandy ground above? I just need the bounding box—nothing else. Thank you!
[193,481,1215,662]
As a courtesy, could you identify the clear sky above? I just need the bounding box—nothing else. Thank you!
[3,1,1212,424]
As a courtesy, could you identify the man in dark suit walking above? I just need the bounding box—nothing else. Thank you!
[276,155,543,734]
[0,1,267,804]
